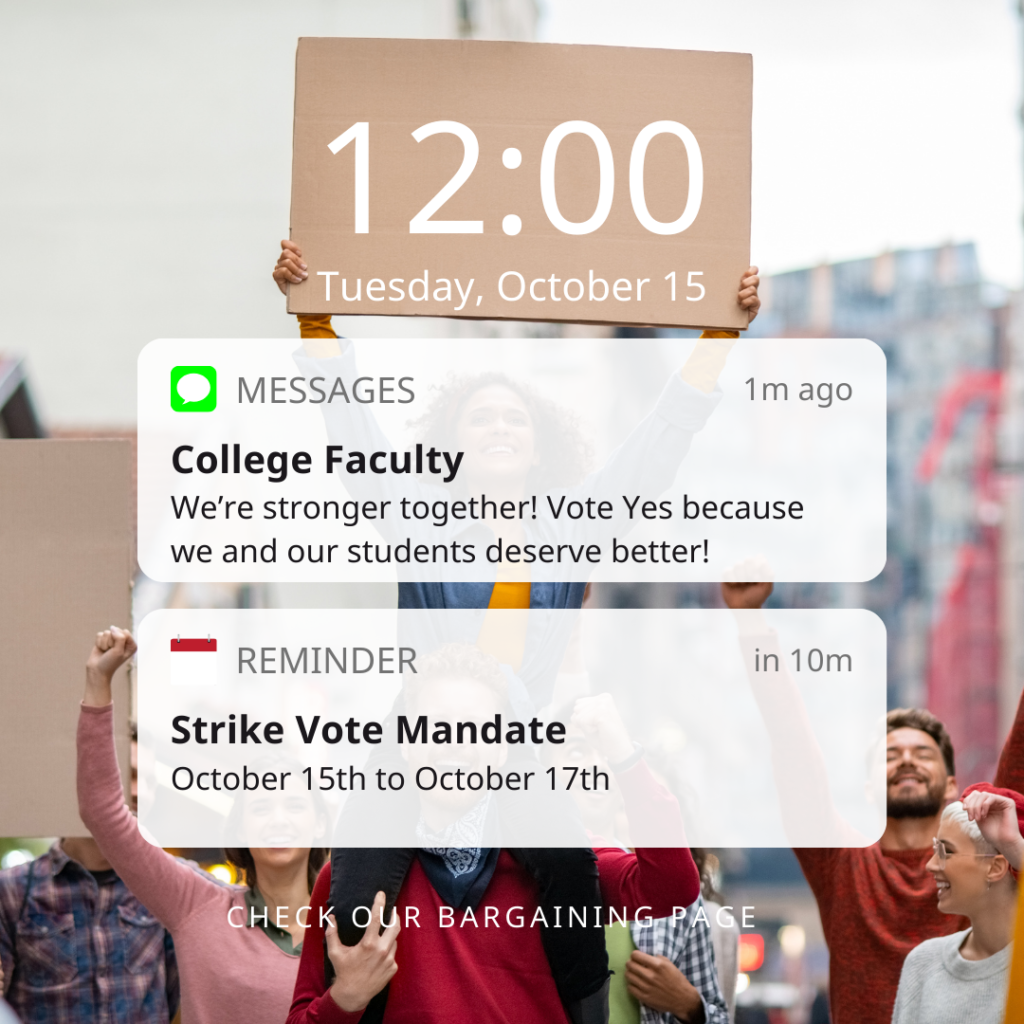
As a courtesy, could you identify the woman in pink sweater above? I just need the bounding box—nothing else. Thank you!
[78,627,328,1024]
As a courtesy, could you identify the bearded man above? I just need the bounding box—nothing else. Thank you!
[721,579,1024,1024]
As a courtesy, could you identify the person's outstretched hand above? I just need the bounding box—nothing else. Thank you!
[327,891,400,1012]
[739,266,760,324]
[273,239,308,295]
[964,790,1024,870]
[84,627,137,706]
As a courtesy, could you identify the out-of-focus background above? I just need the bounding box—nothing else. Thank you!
[1,2,1022,1020]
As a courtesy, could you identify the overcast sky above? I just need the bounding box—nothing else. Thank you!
[540,0,1023,286]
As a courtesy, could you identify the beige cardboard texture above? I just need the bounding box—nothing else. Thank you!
[288,38,751,330]
[0,441,132,838]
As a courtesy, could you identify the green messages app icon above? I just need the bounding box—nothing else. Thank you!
[171,365,217,412]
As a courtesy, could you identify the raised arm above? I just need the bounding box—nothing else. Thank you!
[594,759,701,917]
[78,627,225,931]
[721,579,867,848]
[274,240,345,357]
[677,266,759,394]
[995,686,1024,794]
[556,267,759,540]
[573,695,700,915]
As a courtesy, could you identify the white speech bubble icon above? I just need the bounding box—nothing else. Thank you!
[176,373,211,404]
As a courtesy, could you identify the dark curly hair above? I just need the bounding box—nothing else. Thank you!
[404,642,509,716]
[224,846,328,897]
[408,371,593,493]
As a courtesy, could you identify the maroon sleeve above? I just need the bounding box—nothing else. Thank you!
[995,685,1024,792]
[287,864,363,1024]
[593,760,700,916]
[792,848,839,922]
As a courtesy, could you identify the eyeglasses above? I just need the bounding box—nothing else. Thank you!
[931,837,997,863]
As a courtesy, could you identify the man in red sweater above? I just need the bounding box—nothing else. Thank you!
[722,579,1024,1024]
[286,645,700,1024]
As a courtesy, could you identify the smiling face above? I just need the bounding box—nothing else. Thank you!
[453,385,539,492]
[403,674,508,826]
[248,844,314,881]
[886,727,956,819]
[927,816,997,918]
[242,789,325,851]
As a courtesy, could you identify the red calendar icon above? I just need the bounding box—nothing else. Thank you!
[169,636,218,686]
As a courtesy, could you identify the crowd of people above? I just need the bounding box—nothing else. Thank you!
[4,604,1020,1024]
[0,244,1019,1024]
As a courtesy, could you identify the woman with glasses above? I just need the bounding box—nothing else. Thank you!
[891,783,1023,1024]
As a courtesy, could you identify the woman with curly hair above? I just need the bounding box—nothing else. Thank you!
[270,240,760,1024]
[275,240,759,629]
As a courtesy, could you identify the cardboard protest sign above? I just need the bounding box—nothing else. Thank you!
[288,38,751,330]
[0,441,132,837]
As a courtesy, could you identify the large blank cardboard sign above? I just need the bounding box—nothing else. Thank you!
[0,441,132,837]
[288,38,751,330]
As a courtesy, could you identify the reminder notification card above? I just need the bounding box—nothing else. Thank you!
[138,337,885,584]
[136,608,886,848]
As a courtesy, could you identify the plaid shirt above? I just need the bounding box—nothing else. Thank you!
[0,842,178,1024]
[631,897,730,1024]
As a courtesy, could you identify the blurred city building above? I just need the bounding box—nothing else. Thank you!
[751,242,1018,788]
[599,242,1020,791]
[593,244,1023,1021]
[0,0,544,620]
[0,0,539,430]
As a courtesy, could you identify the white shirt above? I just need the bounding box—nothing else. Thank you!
[891,929,1011,1024]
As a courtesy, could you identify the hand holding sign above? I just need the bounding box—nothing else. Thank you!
[275,239,308,294]
[738,266,760,323]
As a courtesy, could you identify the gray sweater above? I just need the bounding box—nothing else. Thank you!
[891,929,1011,1024]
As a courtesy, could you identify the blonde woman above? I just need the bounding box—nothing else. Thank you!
[891,784,1022,1024]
